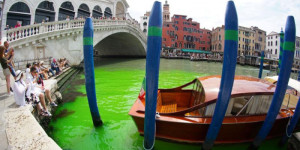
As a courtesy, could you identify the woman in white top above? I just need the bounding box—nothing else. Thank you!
[15,69,51,116]
[12,70,27,106]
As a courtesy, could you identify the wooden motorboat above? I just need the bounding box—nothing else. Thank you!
[129,75,300,144]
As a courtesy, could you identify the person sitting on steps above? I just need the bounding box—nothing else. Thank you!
[26,67,57,116]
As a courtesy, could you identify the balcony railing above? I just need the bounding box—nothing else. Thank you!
[4,19,143,42]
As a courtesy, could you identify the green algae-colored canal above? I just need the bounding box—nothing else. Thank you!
[48,58,287,150]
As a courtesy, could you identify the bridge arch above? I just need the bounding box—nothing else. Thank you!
[78,3,90,18]
[94,29,146,57]
[35,1,56,23]
[104,7,112,18]
[6,1,32,27]
[92,5,102,18]
[58,1,75,20]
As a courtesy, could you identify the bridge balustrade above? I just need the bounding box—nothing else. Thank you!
[4,19,143,42]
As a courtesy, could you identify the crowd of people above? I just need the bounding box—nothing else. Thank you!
[1,41,69,116]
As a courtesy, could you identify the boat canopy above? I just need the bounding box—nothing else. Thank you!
[265,76,300,92]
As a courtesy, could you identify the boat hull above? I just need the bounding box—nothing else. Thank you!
[130,115,293,144]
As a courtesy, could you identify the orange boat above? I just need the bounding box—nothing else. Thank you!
[129,75,299,144]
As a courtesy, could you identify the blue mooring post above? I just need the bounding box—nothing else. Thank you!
[298,71,300,81]
[83,18,103,127]
[258,51,264,78]
[250,16,296,150]
[202,1,238,150]
[280,97,300,145]
[143,1,162,150]
[278,30,284,74]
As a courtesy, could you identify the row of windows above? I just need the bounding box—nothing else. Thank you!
[268,41,278,46]
[163,38,210,44]
[238,37,255,43]
[174,15,186,19]
[238,44,254,51]
[7,1,115,26]
[267,49,278,55]
[268,35,278,40]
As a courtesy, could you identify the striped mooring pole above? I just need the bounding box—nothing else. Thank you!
[143,1,162,150]
[83,18,103,127]
[258,51,264,78]
[250,16,296,149]
[202,1,238,150]
[278,30,284,74]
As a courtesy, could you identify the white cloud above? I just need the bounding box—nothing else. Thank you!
[126,0,300,36]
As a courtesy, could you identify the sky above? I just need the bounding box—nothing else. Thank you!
[126,0,300,36]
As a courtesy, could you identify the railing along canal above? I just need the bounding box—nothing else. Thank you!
[4,19,145,42]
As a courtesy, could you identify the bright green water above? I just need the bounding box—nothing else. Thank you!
[49,58,287,150]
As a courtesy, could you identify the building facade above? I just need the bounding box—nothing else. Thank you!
[295,37,300,69]
[238,26,255,56]
[252,26,266,56]
[162,15,211,50]
[211,25,266,56]
[211,26,224,54]
[139,11,150,35]
[266,31,280,59]
[161,1,211,51]
[1,0,129,31]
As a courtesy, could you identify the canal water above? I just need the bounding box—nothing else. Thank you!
[48,58,287,150]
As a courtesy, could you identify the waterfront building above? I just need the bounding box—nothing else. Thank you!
[295,37,300,70]
[251,26,266,56]
[1,0,129,31]
[266,31,300,70]
[140,12,150,35]
[266,31,280,59]
[161,1,211,51]
[211,26,224,54]
[211,25,266,57]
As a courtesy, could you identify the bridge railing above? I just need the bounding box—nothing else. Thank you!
[4,19,143,42]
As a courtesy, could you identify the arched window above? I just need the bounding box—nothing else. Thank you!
[35,1,55,23]
[218,44,222,50]
[175,43,178,48]
[92,5,102,18]
[104,7,112,18]
[143,22,147,26]
[78,3,90,18]
[143,29,147,33]
[175,34,178,40]
[179,43,182,48]
[7,2,31,27]
[58,1,75,20]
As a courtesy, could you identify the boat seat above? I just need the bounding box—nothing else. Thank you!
[160,103,177,113]
[231,97,247,114]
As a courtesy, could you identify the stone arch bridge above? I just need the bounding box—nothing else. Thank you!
[4,19,147,65]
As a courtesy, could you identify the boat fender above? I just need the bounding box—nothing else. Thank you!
[156,112,160,118]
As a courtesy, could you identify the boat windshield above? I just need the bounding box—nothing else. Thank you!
[185,95,273,117]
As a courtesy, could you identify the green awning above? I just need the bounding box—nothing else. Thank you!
[181,49,212,54]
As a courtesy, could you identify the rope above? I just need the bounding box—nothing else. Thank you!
[285,94,293,138]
